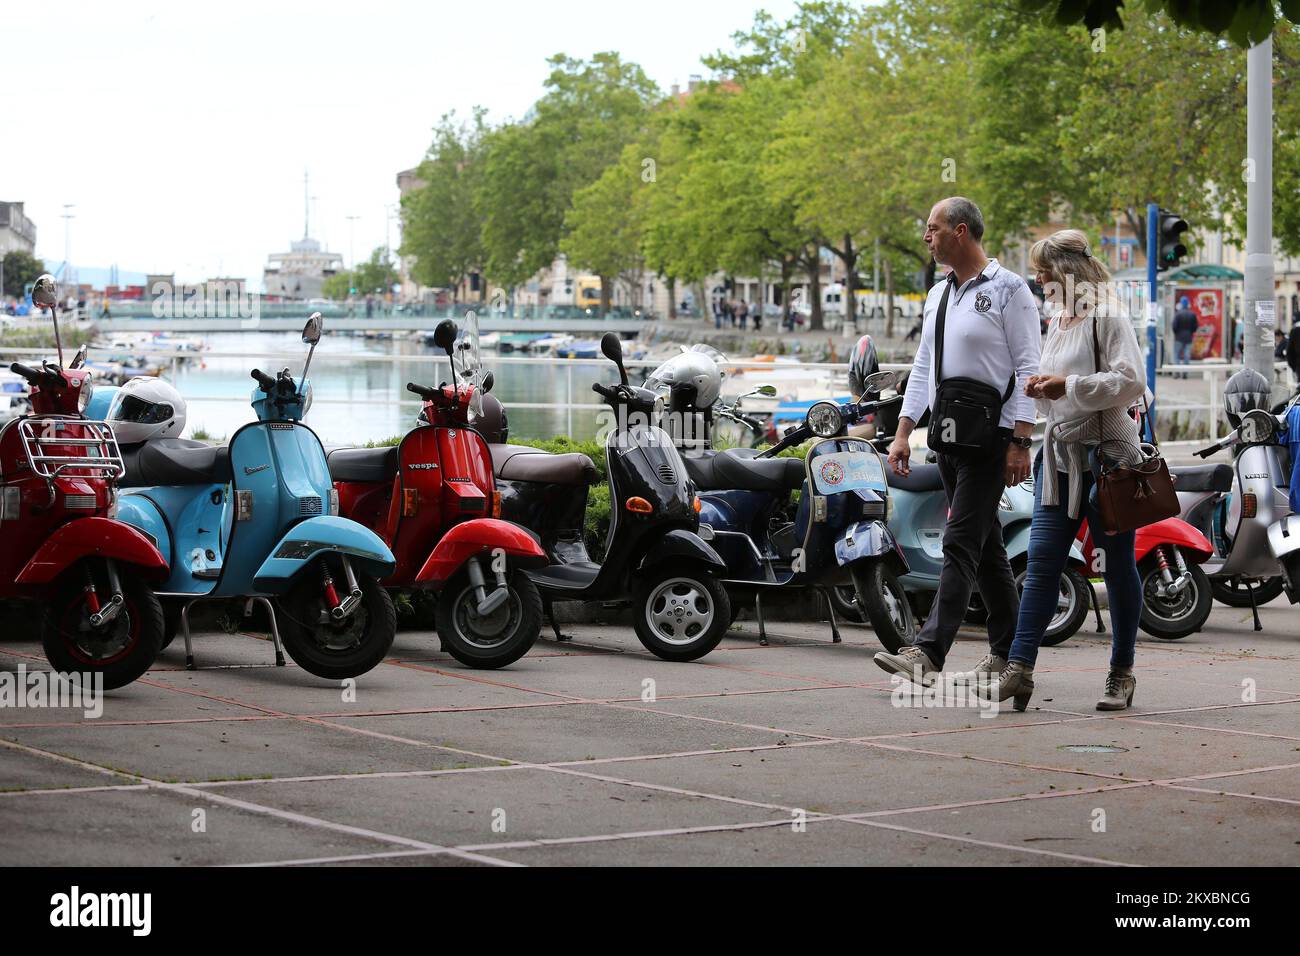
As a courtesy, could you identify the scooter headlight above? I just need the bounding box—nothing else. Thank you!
[1240,409,1275,444]
[77,380,94,413]
[806,402,843,438]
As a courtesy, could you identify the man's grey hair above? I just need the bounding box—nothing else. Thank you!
[941,196,985,242]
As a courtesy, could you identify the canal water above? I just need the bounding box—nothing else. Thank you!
[168,332,608,446]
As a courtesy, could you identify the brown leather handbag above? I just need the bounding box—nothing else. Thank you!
[1088,315,1181,534]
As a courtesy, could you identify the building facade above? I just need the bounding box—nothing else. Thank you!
[0,201,37,256]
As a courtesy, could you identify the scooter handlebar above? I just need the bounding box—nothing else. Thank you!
[250,368,277,392]
[592,382,617,400]
[9,362,60,388]
[407,382,437,400]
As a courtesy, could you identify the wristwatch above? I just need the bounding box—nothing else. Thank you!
[1010,436,1033,449]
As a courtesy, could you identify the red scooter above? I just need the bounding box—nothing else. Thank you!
[329,319,546,668]
[1,276,168,687]
[1076,515,1213,641]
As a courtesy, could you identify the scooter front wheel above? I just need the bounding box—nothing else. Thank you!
[435,568,542,669]
[42,565,164,690]
[1210,575,1285,608]
[277,559,396,679]
[851,561,915,653]
[633,569,730,662]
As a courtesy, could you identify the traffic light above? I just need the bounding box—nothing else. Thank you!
[1157,209,1188,271]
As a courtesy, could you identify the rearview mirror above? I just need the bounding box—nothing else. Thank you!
[302,312,323,345]
[433,319,458,355]
[600,332,628,386]
[481,371,494,394]
[30,274,58,308]
[753,384,778,397]
[863,370,898,393]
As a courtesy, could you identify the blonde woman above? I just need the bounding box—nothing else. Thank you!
[981,229,1146,712]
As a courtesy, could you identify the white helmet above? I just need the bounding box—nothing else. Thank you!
[644,345,728,411]
[106,376,187,444]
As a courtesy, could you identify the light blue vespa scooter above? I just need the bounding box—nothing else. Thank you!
[874,439,1092,646]
[86,314,398,679]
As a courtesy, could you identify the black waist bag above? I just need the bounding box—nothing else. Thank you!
[926,282,1015,458]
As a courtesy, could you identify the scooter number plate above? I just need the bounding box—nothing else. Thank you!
[811,451,887,496]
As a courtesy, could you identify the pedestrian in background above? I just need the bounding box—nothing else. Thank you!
[1287,318,1300,383]
[1172,296,1198,379]
[736,299,749,330]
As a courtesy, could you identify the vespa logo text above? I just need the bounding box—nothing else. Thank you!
[243,464,270,476]
[407,463,438,470]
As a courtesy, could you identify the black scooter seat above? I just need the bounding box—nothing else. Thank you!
[683,448,804,493]
[885,463,944,493]
[526,561,601,591]
[1170,463,1233,493]
[490,444,598,485]
[121,439,232,488]
[327,446,400,483]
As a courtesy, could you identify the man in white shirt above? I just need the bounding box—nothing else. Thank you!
[874,197,1041,685]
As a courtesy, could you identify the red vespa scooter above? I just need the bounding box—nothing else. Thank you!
[1076,515,1213,641]
[329,319,546,668]
[2,276,168,688]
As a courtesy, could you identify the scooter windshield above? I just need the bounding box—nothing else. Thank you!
[460,310,486,423]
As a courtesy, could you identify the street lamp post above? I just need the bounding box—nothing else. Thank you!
[1243,35,1275,387]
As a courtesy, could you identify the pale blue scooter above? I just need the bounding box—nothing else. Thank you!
[86,315,398,679]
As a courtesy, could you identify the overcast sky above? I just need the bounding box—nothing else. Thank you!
[4,0,797,289]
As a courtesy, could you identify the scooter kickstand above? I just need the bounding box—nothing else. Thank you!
[821,588,842,643]
[251,597,287,666]
[1246,580,1263,632]
[181,600,196,670]
[543,598,571,643]
[755,592,767,646]
[1087,580,1105,633]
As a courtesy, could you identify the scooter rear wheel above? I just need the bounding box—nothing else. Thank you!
[1138,553,1211,641]
[633,569,730,662]
[435,568,542,669]
[277,560,396,679]
[42,567,164,690]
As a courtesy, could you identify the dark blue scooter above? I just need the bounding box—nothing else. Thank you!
[681,371,913,649]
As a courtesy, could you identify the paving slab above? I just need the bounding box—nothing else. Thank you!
[329,702,795,764]
[482,817,1091,867]
[894,785,1300,867]
[2,714,500,784]
[876,713,1300,782]
[0,787,402,866]
[213,767,770,849]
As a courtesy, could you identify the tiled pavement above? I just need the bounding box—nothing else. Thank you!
[2,597,1297,867]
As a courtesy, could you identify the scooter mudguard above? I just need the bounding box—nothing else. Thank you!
[414,518,547,585]
[115,494,173,565]
[253,515,396,592]
[1134,518,1213,565]
[833,520,908,575]
[637,528,726,574]
[16,517,168,584]
[1003,524,1087,569]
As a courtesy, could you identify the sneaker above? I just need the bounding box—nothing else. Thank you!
[873,646,936,685]
[952,653,1007,684]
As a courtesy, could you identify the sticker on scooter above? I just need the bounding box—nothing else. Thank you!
[811,451,887,496]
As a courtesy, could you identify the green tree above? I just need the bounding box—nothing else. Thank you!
[476,53,659,293]
[2,250,45,299]
[400,109,488,300]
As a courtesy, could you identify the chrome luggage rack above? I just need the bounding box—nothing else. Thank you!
[17,416,126,481]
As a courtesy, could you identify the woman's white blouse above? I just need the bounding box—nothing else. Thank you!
[1037,309,1147,519]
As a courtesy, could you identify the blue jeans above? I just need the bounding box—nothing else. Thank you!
[1009,454,1142,669]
